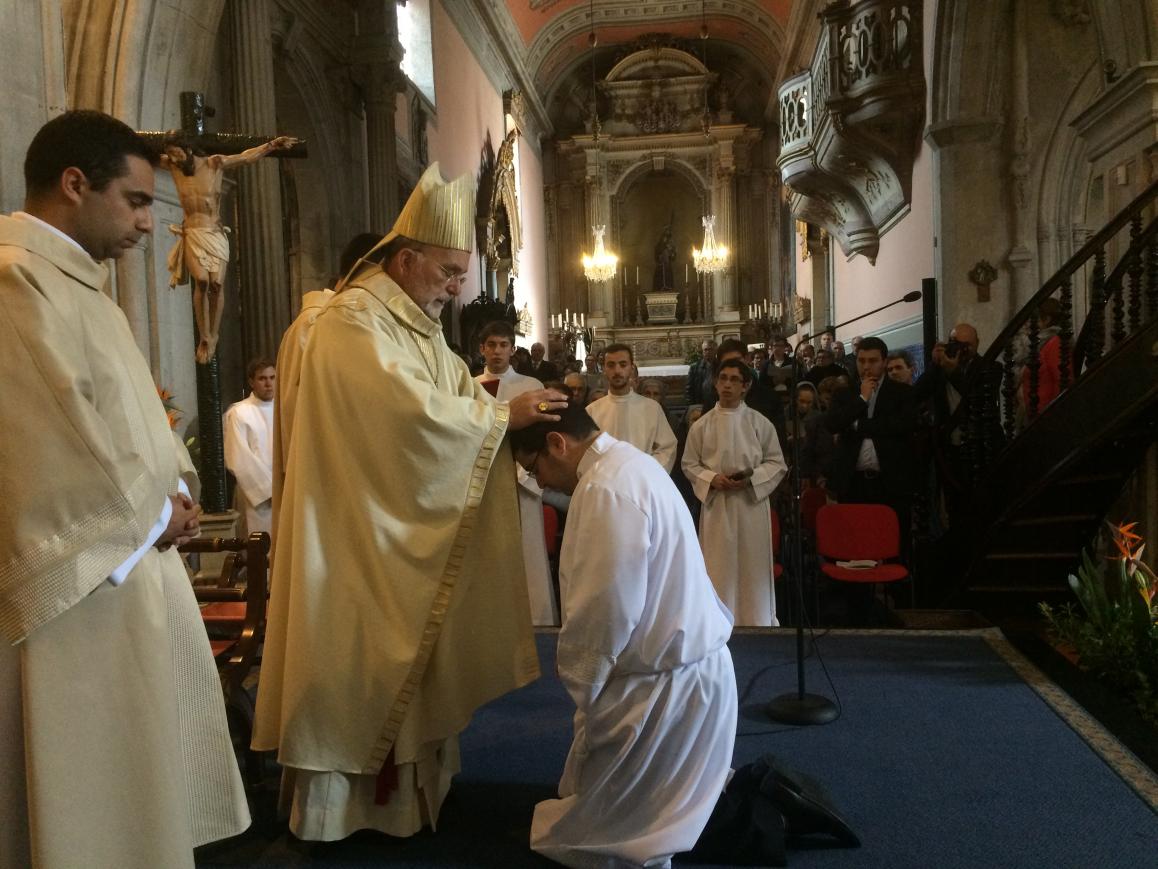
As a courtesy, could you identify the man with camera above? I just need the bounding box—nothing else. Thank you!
[913,322,999,511]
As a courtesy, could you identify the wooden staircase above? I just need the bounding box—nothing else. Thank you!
[954,180,1158,613]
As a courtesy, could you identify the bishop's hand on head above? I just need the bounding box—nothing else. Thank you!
[509,389,570,430]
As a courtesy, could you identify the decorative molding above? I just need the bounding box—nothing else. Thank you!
[1071,62,1158,164]
[1049,0,1091,27]
[777,0,926,264]
[456,1,555,151]
[528,0,784,95]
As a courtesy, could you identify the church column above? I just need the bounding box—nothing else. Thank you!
[712,158,740,322]
[1005,0,1035,318]
[229,0,290,360]
[354,0,404,230]
[364,65,402,230]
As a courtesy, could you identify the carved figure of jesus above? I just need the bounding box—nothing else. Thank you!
[161,136,299,363]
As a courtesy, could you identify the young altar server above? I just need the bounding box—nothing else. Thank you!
[513,403,738,869]
[585,343,677,472]
[683,358,788,626]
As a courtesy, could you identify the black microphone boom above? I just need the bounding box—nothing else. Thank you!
[765,286,922,727]
[799,290,923,343]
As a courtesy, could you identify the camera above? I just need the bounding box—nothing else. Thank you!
[944,339,966,358]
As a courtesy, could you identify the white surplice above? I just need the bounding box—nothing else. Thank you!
[585,391,677,473]
[532,434,738,869]
[474,366,543,402]
[474,367,559,624]
[682,404,787,627]
[223,393,274,533]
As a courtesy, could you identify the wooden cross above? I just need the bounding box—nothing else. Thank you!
[137,91,308,514]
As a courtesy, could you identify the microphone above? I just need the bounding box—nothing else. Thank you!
[798,290,924,343]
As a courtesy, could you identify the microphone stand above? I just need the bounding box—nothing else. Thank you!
[766,289,922,726]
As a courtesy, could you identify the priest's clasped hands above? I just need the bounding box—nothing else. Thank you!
[157,492,202,551]
[509,388,570,430]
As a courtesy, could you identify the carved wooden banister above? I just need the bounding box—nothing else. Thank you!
[961,179,1158,477]
[980,180,1158,367]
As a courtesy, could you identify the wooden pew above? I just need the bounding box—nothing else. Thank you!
[180,532,269,793]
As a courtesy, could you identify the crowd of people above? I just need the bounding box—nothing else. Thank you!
[5,109,1071,869]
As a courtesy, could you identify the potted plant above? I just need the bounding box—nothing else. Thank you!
[1041,522,1158,727]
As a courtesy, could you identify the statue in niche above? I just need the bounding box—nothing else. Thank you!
[161,134,300,363]
[653,218,677,291]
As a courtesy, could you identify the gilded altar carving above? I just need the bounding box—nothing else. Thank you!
[480,128,523,275]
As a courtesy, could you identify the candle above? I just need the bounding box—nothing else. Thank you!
[635,266,640,285]
[685,263,689,283]
[580,313,585,327]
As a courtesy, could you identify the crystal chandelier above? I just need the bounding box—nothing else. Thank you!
[693,215,729,275]
[581,224,618,283]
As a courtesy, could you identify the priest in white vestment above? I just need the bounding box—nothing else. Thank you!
[0,111,248,869]
[585,343,678,473]
[223,358,276,534]
[474,319,558,624]
[684,359,788,627]
[513,404,738,869]
[272,232,381,529]
[253,164,568,842]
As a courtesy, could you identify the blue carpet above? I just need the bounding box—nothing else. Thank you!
[197,631,1158,868]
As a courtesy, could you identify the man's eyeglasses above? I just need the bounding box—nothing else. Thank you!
[435,260,468,288]
[405,248,468,288]
[521,450,547,480]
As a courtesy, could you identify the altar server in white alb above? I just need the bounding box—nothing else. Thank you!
[474,319,543,400]
[514,403,738,869]
[223,357,276,534]
[585,343,677,472]
[474,319,559,625]
[683,358,788,626]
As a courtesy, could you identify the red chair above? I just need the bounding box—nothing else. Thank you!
[815,504,912,606]
[801,485,829,532]
[770,508,784,579]
[542,504,560,559]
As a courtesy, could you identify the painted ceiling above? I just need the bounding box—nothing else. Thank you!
[495,1,800,132]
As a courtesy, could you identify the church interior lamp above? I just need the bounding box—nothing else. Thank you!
[693,215,729,275]
[582,224,619,283]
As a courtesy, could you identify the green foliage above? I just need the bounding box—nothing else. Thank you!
[685,347,703,366]
[1041,529,1158,728]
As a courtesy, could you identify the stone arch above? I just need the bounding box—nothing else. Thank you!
[1035,59,1101,287]
[612,155,709,200]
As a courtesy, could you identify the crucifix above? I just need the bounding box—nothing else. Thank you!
[138,91,308,513]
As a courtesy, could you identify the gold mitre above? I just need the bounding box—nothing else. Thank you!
[377,162,475,254]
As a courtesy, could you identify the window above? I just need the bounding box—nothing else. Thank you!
[398,0,435,107]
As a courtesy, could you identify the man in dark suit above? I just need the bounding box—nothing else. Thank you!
[805,348,849,387]
[686,339,718,406]
[826,335,917,549]
[529,341,560,382]
[824,336,917,622]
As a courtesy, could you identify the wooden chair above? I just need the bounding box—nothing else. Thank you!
[180,532,270,792]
